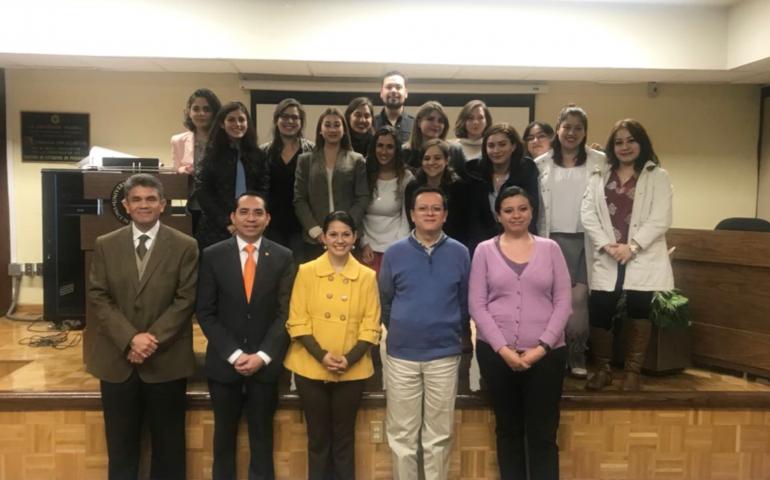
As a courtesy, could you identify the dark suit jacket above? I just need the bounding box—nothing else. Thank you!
[85,224,199,383]
[195,145,270,249]
[465,156,541,251]
[196,236,296,383]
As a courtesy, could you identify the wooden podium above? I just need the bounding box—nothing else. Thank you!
[41,169,191,328]
[80,170,191,252]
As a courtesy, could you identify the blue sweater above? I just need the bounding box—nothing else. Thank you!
[379,235,470,361]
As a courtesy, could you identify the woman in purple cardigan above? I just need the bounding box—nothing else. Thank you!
[469,186,571,480]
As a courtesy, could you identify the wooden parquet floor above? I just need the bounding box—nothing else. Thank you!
[3,318,770,479]
[0,317,768,396]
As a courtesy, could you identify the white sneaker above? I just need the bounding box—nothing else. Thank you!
[570,366,588,379]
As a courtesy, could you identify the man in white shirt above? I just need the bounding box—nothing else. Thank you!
[87,173,198,480]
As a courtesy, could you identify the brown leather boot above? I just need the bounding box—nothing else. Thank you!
[622,319,653,391]
[586,327,613,391]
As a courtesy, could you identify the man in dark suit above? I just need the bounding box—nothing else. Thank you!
[196,191,296,480]
[86,173,198,480]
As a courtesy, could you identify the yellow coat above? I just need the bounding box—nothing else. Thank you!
[284,253,381,382]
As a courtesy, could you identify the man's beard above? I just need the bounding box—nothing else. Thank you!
[385,97,404,109]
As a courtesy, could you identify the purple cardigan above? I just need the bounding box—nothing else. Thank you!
[469,235,572,352]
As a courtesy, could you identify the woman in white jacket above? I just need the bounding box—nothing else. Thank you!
[581,119,674,391]
[535,105,607,379]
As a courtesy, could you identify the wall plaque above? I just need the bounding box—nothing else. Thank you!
[21,112,90,162]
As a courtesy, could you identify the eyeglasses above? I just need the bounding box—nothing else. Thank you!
[279,114,301,122]
[524,134,549,142]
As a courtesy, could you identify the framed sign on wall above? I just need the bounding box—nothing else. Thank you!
[21,111,90,162]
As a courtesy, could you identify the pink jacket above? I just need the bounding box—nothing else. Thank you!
[170,131,194,174]
[469,236,572,352]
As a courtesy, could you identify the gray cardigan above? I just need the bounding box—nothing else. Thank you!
[293,148,369,243]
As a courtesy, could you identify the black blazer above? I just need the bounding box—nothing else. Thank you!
[195,146,270,249]
[465,156,541,253]
[196,236,296,383]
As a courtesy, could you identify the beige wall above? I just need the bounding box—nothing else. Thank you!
[6,69,249,304]
[5,69,760,304]
[536,82,760,231]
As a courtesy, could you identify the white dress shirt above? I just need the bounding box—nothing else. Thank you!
[131,221,161,250]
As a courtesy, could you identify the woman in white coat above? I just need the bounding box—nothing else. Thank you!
[535,105,606,378]
[581,119,674,391]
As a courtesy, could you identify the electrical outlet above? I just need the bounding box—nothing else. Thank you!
[24,263,35,276]
[370,421,384,443]
[8,263,23,276]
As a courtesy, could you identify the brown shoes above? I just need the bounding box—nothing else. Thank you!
[621,319,652,392]
[586,327,614,391]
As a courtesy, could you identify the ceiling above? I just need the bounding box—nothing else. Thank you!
[0,53,768,86]
[547,0,742,4]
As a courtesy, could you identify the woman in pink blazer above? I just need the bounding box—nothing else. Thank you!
[170,88,221,234]
[171,88,221,173]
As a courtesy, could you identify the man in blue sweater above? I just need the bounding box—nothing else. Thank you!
[379,186,470,480]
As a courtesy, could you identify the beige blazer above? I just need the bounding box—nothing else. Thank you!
[581,161,675,292]
[85,223,199,383]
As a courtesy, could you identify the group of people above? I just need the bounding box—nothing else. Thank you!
[85,70,675,480]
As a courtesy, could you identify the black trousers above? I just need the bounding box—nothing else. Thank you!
[208,377,280,480]
[477,341,567,480]
[100,370,187,480]
[590,265,654,330]
[294,374,366,480]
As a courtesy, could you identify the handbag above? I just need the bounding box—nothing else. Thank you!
[650,289,690,328]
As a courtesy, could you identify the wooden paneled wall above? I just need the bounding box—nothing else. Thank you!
[2,406,770,480]
[667,228,770,377]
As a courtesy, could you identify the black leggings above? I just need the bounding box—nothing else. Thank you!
[589,265,654,330]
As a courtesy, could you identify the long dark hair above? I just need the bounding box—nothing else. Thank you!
[408,101,449,151]
[522,121,554,157]
[414,139,460,190]
[551,104,588,167]
[605,119,660,172]
[366,126,408,199]
[478,123,526,193]
[205,101,260,162]
[454,99,492,139]
[345,97,375,135]
[267,98,306,159]
[314,108,352,151]
[183,88,221,132]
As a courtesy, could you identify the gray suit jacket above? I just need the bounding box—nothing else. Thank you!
[85,223,199,383]
[293,149,369,242]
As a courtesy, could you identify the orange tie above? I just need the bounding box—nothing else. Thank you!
[243,244,256,303]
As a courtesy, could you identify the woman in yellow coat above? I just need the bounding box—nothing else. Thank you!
[284,210,381,480]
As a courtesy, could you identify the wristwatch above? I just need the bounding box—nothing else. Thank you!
[538,340,551,353]
[629,242,640,256]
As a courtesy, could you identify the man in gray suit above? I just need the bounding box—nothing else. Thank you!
[86,173,198,480]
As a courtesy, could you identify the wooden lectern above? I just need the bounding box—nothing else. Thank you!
[42,169,191,329]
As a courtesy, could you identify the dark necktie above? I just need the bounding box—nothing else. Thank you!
[137,234,150,260]
[235,159,247,198]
